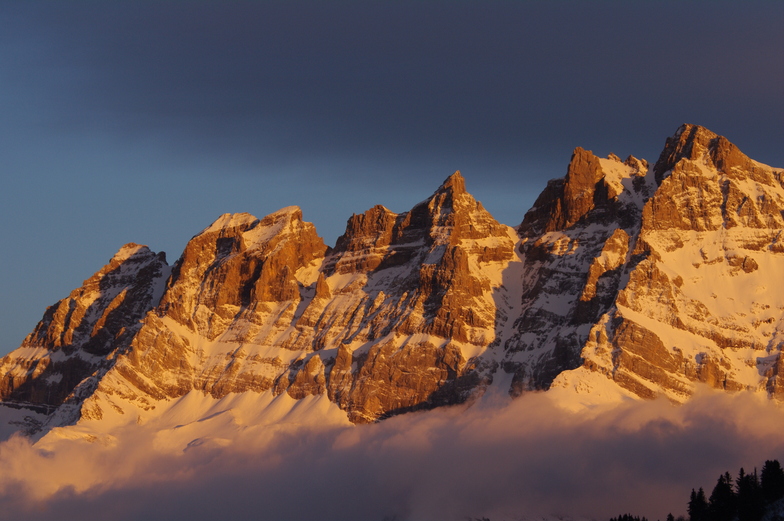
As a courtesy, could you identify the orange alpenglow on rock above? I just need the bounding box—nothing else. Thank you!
[0,124,782,438]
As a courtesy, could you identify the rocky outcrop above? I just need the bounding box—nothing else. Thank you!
[519,147,644,237]
[0,244,169,410]
[158,207,328,341]
[557,124,784,402]
[331,205,397,273]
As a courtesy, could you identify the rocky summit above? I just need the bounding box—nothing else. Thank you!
[1,124,782,439]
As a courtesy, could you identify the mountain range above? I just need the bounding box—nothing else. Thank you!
[1,123,782,451]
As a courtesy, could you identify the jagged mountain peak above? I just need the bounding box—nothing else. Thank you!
[562,147,606,224]
[0,241,170,414]
[260,205,304,222]
[158,204,327,337]
[202,211,260,234]
[412,170,471,221]
[201,206,306,237]
[414,170,510,246]
[552,124,784,404]
[652,123,765,183]
[333,171,508,262]
[109,243,156,264]
[435,170,466,195]
[97,243,168,284]
[332,204,398,256]
[653,123,716,181]
[194,206,320,256]
[642,124,784,233]
[518,145,650,237]
[517,122,774,240]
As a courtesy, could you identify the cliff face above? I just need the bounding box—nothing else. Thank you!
[0,244,169,412]
[551,125,784,402]
[505,147,651,393]
[1,125,782,438]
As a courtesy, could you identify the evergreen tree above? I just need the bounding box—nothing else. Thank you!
[688,487,709,521]
[761,460,784,503]
[736,467,764,521]
[708,471,736,521]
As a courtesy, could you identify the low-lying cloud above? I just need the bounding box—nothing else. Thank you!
[1,388,782,521]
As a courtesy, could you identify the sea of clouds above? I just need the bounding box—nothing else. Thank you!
[1,387,782,521]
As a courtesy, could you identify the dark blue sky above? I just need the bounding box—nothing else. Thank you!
[1,1,782,353]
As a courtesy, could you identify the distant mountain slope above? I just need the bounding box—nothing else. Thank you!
[0,124,781,442]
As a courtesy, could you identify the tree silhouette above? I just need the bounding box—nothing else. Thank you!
[708,471,736,521]
[609,515,648,521]
[736,467,764,521]
[607,459,784,521]
[688,487,709,521]
[761,460,784,504]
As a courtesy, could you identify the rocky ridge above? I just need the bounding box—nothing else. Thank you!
[1,124,782,439]
[551,125,784,402]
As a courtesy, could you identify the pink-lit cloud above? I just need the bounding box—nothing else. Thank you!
[0,387,782,521]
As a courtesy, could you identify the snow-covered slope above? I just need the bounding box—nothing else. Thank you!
[0,124,781,445]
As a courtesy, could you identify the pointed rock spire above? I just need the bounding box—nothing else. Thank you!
[518,147,609,235]
[653,124,716,182]
[562,147,605,227]
[314,272,331,299]
[435,170,466,195]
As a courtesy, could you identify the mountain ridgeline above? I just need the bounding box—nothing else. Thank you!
[1,124,783,437]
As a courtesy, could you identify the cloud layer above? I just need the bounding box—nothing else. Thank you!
[1,388,782,521]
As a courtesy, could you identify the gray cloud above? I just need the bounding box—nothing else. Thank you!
[3,1,782,170]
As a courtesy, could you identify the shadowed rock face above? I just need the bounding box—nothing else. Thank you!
[1,126,783,436]
[505,146,649,393]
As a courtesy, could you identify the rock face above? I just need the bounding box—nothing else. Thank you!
[0,125,782,437]
[504,147,651,393]
[551,125,784,402]
[0,244,169,412]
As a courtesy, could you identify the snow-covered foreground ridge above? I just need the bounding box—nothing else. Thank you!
[1,123,783,443]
